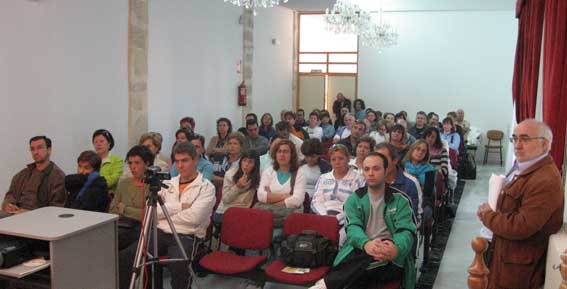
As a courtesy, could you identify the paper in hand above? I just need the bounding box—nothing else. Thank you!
[480,173,505,240]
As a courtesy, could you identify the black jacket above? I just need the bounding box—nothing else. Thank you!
[64,174,110,212]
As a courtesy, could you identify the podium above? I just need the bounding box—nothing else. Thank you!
[0,207,118,289]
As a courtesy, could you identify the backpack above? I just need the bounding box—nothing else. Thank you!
[458,151,477,180]
[280,230,338,268]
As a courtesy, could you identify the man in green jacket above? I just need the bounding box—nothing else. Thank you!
[310,152,417,289]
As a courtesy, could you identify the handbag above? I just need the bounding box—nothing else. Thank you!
[280,230,337,268]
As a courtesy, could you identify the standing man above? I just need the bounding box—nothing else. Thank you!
[243,119,269,155]
[310,152,417,289]
[332,92,352,121]
[477,119,564,289]
[2,136,66,215]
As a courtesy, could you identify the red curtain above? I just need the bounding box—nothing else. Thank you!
[512,0,546,123]
[542,0,567,171]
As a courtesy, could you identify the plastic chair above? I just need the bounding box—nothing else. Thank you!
[483,130,504,166]
[199,207,273,274]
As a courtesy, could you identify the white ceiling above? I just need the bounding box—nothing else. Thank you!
[281,0,516,12]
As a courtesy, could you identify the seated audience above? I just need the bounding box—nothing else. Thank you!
[310,152,417,289]
[403,140,437,223]
[274,121,304,161]
[243,119,269,155]
[408,111,429,139]
[237,113,258,136]
[440,117,461,155]
[92,129,123,192]
[427,112,441,130]
[295,108,307,127]
[389,124,410,161]
[333,113,355,143]
[119,142,215,289]
[353,99,366,121]
[179,116,195,133]
[184,134,213,181]
[214,149,260,224]
[207,117,232,162]
[212,132,243,188]
[170,128,193,173]
[300,139,331,198]
[109,145,153,250]
[332,92,351,122]
[339,120,366,157]
[455,108,471,141]
[364,109,378,132]
[64,150,109,212]
[122,132,169,179]
[311,144,365,225]
[2,136,66,214]
[383,112,396,132]
[375,143,422,221]
[255,139,305,228]
[396,118,416,145]
[369,120,389,144]
[259,112,277,140]
[424,127,449,179]
[334,107,349,130]
[304,111,323,141]
[320,111,335,142]
[446,111,465,138]
[284,111,309,140]
[349,136,376,171]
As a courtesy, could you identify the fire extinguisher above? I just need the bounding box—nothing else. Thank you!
[238,81,247,106]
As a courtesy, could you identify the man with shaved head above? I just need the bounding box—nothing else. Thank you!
[477,119,563,289]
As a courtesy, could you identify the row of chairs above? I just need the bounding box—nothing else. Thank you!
[199,207,401,289]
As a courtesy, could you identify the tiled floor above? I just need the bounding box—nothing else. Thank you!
[159,163,506,289]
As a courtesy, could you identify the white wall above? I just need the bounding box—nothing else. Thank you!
[148,1,294,156]
[252,6,294,120]
[358,10,518,161]
[0,0,128,200]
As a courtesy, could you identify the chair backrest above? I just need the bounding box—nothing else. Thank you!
[435,171,446,200]
[283,213,340,245]
[321,141,334,161]
[448,148,458,169]
[221,207,273,250]
[486,130,504,141]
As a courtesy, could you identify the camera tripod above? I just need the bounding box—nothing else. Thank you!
[128,174,200,289]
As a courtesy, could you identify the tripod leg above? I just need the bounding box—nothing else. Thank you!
[151,202,160,289]
[129,205,154,289]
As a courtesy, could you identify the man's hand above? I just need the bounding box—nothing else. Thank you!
[3,203,20,214]
[375,240,398,261]
[364,240,381,259]
[236,175,251,189]
[477,202,492,222]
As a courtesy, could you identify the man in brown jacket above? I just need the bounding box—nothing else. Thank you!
[477,119,564,289]
[1,136,66,215]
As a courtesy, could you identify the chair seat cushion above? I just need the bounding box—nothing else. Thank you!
[264,260,330,284]
[367,279,401,289]
[199,251,266,274]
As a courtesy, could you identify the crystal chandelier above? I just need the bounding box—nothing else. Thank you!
[325,0,372,35]
[360,21,398,50]
[325,0,399,50]
[224,0,288,16]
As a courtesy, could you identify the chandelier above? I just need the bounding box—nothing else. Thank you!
[224,0,288,16]
[325,0,372,35]
[325,0,399,50]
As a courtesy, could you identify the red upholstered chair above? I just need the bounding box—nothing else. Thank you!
[321,141,334,161]
[199,207,273,275]
[448,148,458,170]
[264,213,339,285]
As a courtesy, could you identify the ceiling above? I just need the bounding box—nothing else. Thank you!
[281,0,516,12]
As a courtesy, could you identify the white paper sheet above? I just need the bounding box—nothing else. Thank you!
[480,174,505,239]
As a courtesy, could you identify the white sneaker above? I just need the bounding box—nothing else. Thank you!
[309,279,327,289]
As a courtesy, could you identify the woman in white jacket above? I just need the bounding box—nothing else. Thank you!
[256,139,305,227]
[311,144,365,225]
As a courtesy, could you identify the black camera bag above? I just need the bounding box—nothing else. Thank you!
[280,230,337,268]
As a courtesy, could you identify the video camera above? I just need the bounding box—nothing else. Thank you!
[144,166,171,193]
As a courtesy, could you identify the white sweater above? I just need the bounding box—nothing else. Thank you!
[257,167,306,209]
[157,173,216,238]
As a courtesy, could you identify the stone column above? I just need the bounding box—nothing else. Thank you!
[292,11,299,110]
[128,0,149,147]
[241,9,254,125]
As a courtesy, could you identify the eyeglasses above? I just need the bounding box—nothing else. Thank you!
[509,136,545,144]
